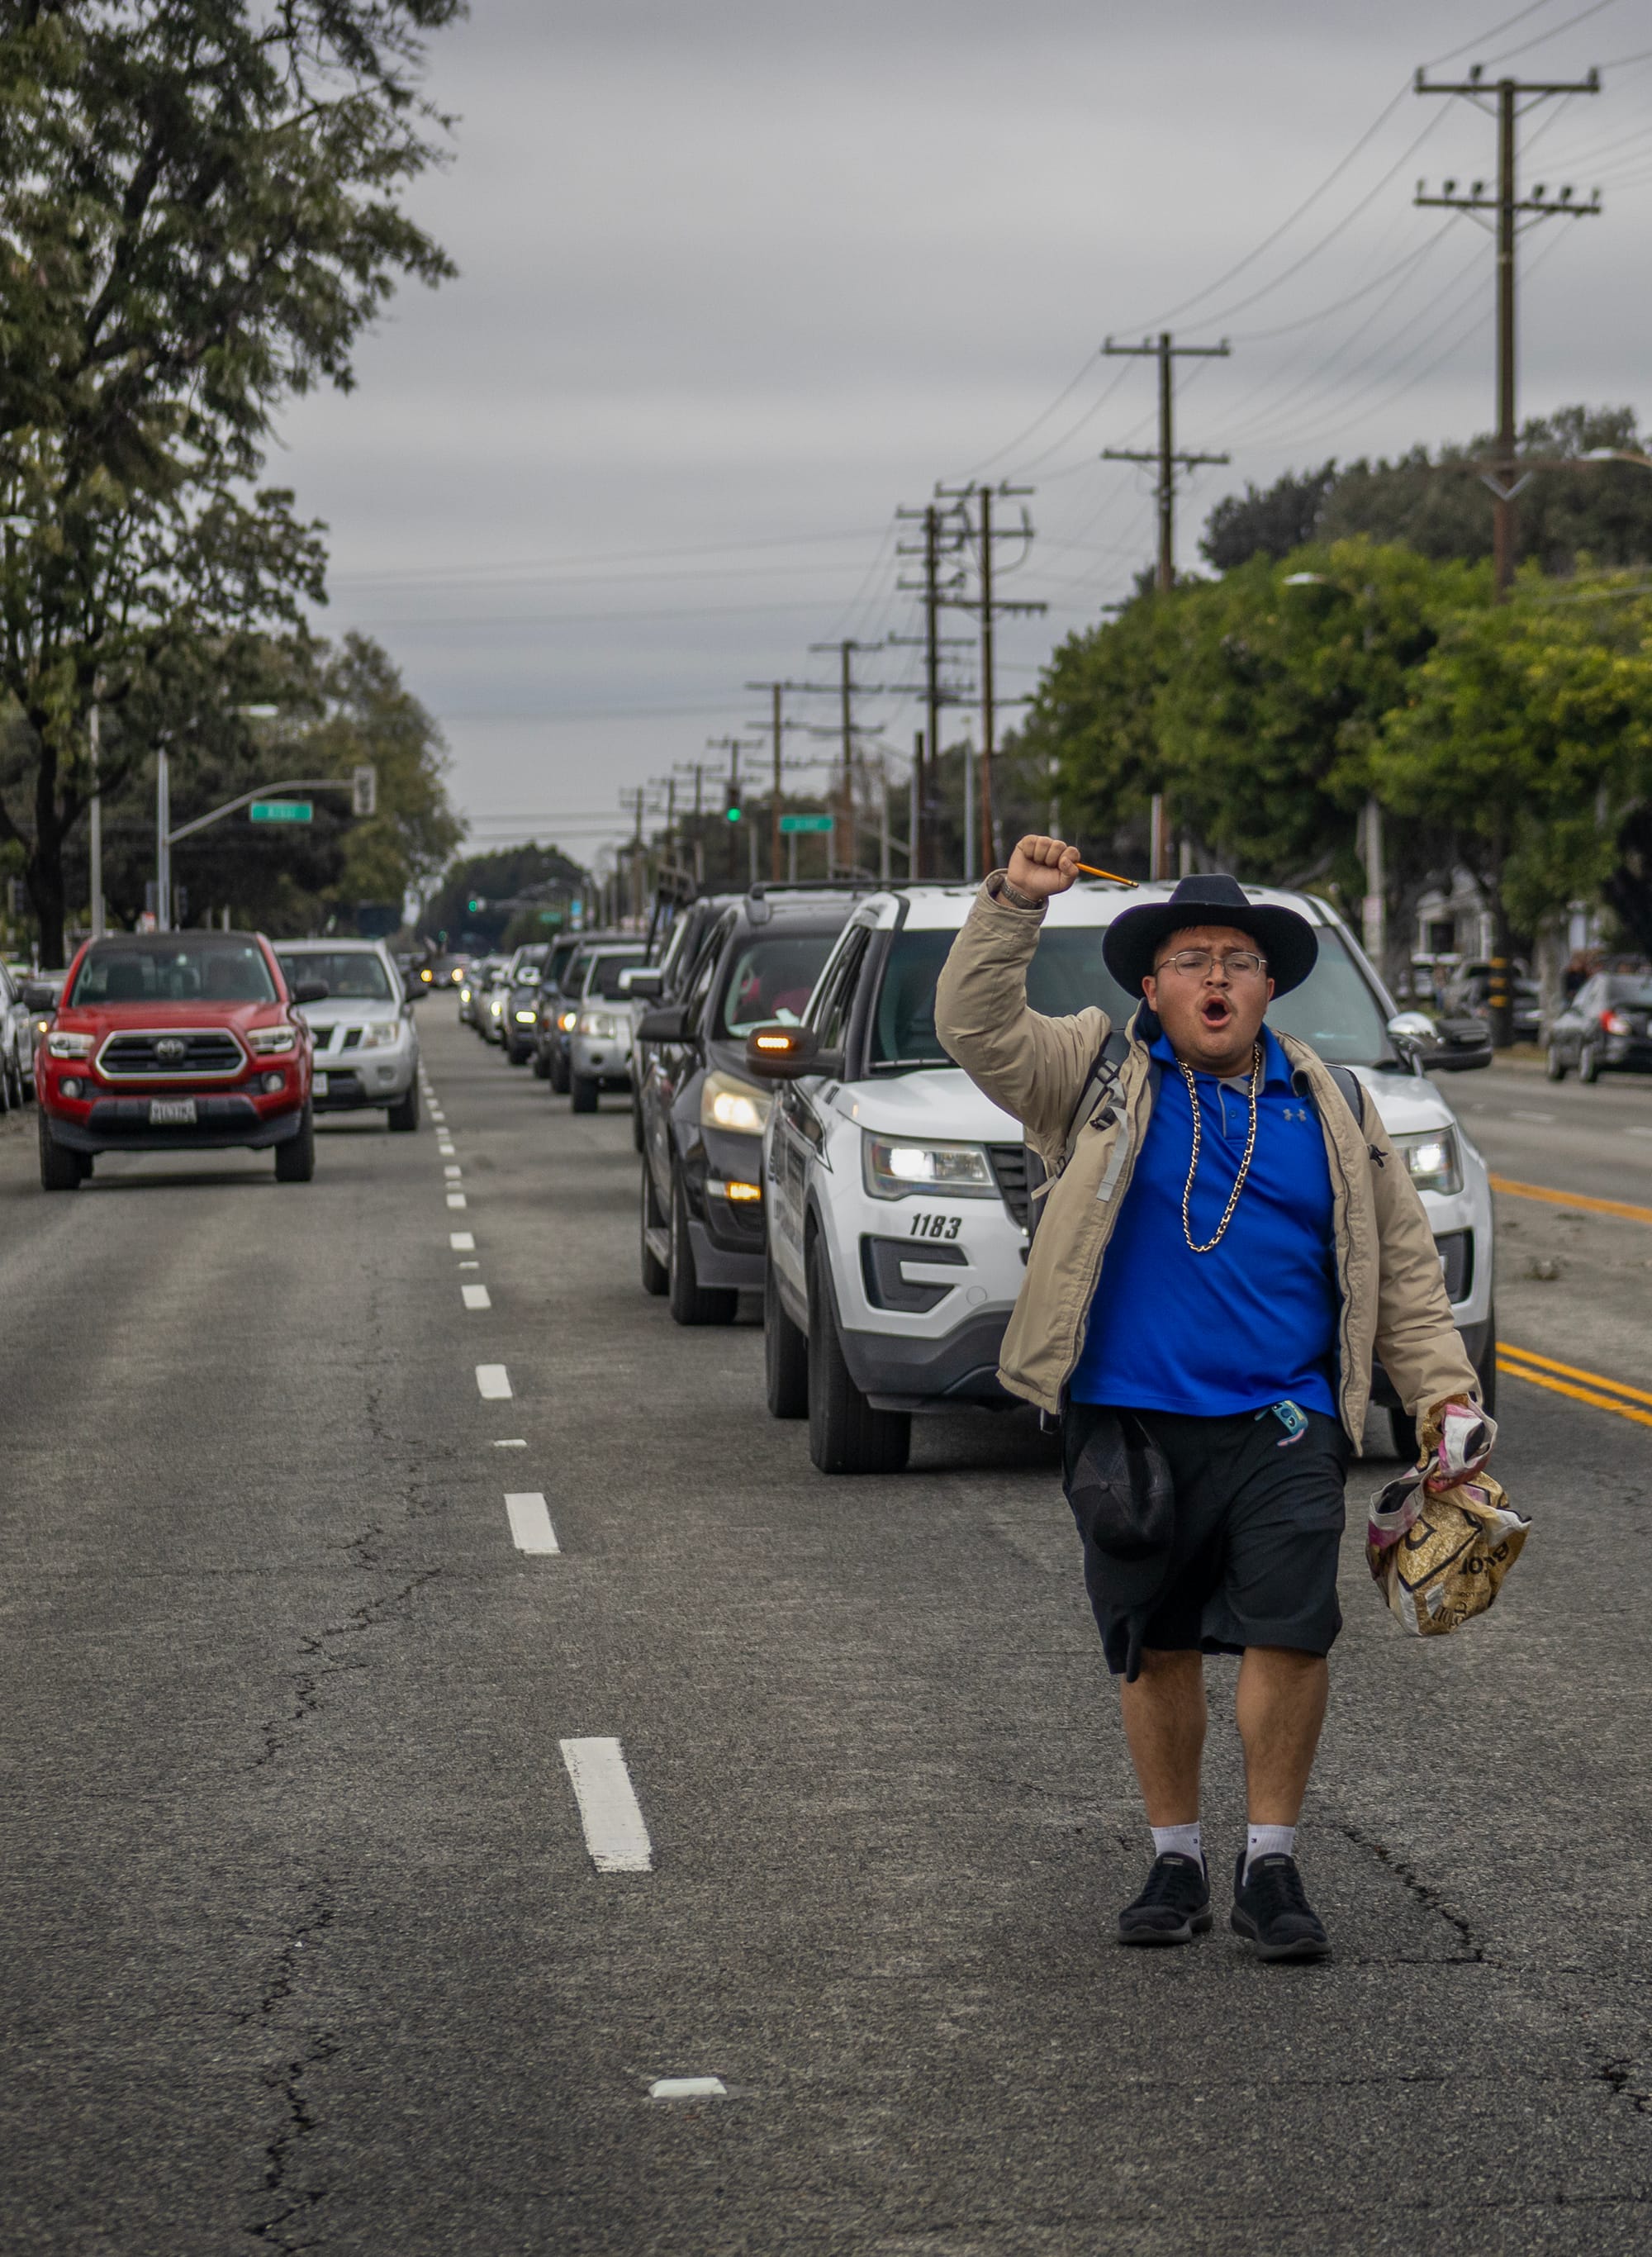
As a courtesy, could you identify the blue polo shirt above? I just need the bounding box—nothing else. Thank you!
[1069,1027,1339,1418]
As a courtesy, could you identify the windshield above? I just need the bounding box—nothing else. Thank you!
[719,932,836,1038]
[871,919,1394,1071]
[276,950,393,1002]
[587,948,645,1000]
[70,941,277,1006]
[582,943,640,997]
[1607,980,1652,1006]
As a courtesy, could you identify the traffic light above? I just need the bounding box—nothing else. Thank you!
[724,787,743,824]
[352,763,377,818]
[467,895,487,915]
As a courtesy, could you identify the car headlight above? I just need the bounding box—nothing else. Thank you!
[46,1030,93,1059]
[700,1070,772,1135]
[558,1009,577,1032]
[248,1024,299,1056]
[358,1020,401,1049]
[513,1007,537,1025]
[577,1010,620,1040]
[459,985,472,1002]
[863,1131,997,1200]
[1393,1126,1463,1196]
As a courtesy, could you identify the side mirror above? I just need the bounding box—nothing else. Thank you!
[21,982,56,1012]
[744,1023,843,1081]
[620,966,663,998]
[636,1002,691,1043]
[1388,1010,1491,1073]
[292,979,330,1007]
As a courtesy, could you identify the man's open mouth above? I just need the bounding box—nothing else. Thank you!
[1200,996,1233,1029]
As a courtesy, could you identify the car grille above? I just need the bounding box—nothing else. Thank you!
[96,1029,245,1079]
[312,1025,364,1053]
[987,1143,1031,1232]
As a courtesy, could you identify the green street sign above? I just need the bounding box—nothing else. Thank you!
[249,799,313,824]
[780,813,834,834]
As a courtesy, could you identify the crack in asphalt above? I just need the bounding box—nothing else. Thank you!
[250,1566,441,1771]
[1331,1817,1488,1964]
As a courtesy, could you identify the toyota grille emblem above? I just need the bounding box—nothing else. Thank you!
[155,1038,187,1061]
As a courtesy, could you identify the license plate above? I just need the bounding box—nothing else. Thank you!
[149,1098,197,1125]
[314,1072,329,1095]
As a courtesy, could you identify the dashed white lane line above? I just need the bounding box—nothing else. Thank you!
[559,1737,653,1873]
[1626,1125,1652,1139]
[492,1437,527,1448]
[505,1492,558,1553]
[1511,1109,1556,1125]
[459,1260,480,1270]
[476,1363,512,1399]
[649,2079,726,2102]
[438,1141,457,1157]
[449,1231,475,1251]
[462,1283,492,1310]
[447,1192,468,1209]
[443,1164,463,1179]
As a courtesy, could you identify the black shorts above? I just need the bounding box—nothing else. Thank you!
[1062,1400,1351,1675]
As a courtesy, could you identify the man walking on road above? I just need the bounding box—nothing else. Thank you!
[935,838,1482,1962]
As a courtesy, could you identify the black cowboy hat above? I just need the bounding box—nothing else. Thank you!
[1101,872,1319,999]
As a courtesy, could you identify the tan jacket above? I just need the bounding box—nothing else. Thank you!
[933,877,1479,1448]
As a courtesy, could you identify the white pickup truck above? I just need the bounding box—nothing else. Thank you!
[749,881,1496,1475]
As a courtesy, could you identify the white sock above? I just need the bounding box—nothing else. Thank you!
[1151,1821,1203,1866]
[1245,1823,1295,1877]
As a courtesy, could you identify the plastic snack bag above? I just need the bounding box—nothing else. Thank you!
[1365,1400,1529,1637]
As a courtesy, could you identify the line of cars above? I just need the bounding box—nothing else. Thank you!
[23,931,425,1189]
[474,876,1503,1474]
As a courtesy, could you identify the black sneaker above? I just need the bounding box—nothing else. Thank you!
[1230,1851,1331,1961]
[1117,1852,1212,1946]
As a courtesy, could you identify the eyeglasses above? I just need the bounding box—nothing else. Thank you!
[1153,948,1269,981]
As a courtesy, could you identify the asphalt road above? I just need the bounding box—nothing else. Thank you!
[4,1018,1651,2255]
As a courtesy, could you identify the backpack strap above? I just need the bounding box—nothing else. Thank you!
[1323,1062,1366,1129]
[1026,1028,1160,1240]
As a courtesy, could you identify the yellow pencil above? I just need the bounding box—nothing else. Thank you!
[1075,861,1139,888]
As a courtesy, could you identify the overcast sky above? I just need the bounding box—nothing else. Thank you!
[276,0,1652,874]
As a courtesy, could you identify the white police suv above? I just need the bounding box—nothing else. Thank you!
[748,881,1496,1475]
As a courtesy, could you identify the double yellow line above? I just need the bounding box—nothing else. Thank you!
[1496,1342,1652,1430]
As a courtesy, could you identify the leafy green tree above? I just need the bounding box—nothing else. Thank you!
[1200,463,1339,569]
[425,846,591,956]
[1376,575,1652,1024]
[0,0,462,960]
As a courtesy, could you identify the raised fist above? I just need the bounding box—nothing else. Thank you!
[1006,834,1081,900]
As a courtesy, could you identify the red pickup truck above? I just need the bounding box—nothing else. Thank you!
[32,932,327,1190]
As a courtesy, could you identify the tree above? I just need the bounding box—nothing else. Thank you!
[0,0,463,960]
[83,631,462,935]
[1199,407,1652,583]
[425,846,591,956]
[1200,463,1339,569]
[1376,574,1652,1035]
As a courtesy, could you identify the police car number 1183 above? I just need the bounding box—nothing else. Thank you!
[908,1212,963,1239]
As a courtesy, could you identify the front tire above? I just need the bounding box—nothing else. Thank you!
[39,1112,80,1191]
[387,1082,420,1133]
[631,1091,645,1153]
[531,1048,550,1080]
[668,1170,736,1325]
[570,1073,598,1114]
[1545,1042,1567,1082]
[806,1238,909,1474]
[274,1104,316,1182]
[764,1257,809,1418]
[1578,1041,1601,1084]
[550,1048,571,1095]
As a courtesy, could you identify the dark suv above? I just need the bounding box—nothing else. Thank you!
[634,887,862,1323]
[1547,969,1652,1081]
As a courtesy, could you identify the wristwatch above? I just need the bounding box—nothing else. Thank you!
[989,872,1042,911]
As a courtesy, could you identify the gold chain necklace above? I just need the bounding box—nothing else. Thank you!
[1179,1043,1262,1254]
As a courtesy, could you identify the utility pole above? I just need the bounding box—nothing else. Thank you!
[1102,333,1230,592]
[739,685,786,880]
[800,639,895,877]
[894,502,972,877]
[933,482,1047,880]
[1415,65,1602,599]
